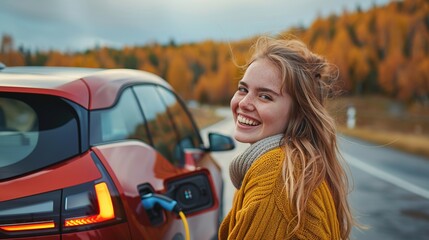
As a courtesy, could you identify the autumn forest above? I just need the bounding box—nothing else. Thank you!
[1,0,429,105]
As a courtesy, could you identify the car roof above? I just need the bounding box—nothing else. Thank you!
[0,66,171,109]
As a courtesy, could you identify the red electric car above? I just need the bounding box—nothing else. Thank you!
[0,65,234,240]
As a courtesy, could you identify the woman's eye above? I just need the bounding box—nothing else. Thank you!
[238,87,247,93]
[260,94,272,101]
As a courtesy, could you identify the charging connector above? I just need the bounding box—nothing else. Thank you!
[141,193,190,240]
[141,193,180,213]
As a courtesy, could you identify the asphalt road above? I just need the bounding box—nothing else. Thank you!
[202,107,429,240]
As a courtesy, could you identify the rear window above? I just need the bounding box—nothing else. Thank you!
[0,93,81,180]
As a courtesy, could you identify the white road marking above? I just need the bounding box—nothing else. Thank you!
[343,152,429,200]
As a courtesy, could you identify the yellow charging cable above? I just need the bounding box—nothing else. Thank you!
[178,211,190,240]
[141,193,190,239]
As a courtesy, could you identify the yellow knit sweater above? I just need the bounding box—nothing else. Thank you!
[219,147,340,240]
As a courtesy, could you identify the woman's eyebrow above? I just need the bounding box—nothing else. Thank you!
[238,81,247,87]
[239,81,280,96]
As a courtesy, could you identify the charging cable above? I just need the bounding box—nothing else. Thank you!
[141,193,190,240]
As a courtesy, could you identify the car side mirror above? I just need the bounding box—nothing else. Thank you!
[207,132,235,152]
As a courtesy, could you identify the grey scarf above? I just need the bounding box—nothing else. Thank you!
[229,134,284,189]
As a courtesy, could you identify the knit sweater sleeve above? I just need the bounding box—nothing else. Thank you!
[219,148,341,240]
[219,148,286,240]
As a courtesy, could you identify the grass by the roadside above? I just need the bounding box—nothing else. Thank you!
[328,95,429,159]
[189,105,225,129]
[338,126,429,158]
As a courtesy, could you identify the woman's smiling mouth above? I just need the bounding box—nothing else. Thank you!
[237,115,261,126]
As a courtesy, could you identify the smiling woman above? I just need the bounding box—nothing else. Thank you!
[230,58,292,144]
[219,35,357,240]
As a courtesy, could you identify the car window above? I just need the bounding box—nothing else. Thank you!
[0,97,37,167]
[0,93,80,180]
[90,88,149,145]
[133,85,180,163]
[157,87,201,150]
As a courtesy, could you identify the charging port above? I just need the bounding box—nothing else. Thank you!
[165,171,215,215]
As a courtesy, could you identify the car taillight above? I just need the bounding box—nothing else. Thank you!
[0,154,125,238]
[63,182,115,228]
[1,221,55,231]
[0,190,61,238]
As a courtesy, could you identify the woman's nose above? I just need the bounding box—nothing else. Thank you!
[238,94,255,111]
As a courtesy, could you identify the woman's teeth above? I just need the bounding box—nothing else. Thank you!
[237,115,260,126]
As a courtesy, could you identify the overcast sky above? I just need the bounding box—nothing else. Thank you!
[0,0,390,52]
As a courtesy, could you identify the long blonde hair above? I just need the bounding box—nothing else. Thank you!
[247,36,354,239]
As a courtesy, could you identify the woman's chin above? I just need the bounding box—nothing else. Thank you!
[233,132,258,144]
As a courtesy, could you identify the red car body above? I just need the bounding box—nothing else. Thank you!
[0,66,234,239]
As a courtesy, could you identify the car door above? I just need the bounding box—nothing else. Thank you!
[134,85,221,239]
[89,87,185,239]
[91,84,220,240]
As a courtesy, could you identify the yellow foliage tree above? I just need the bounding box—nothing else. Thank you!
[166,54,193,100]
